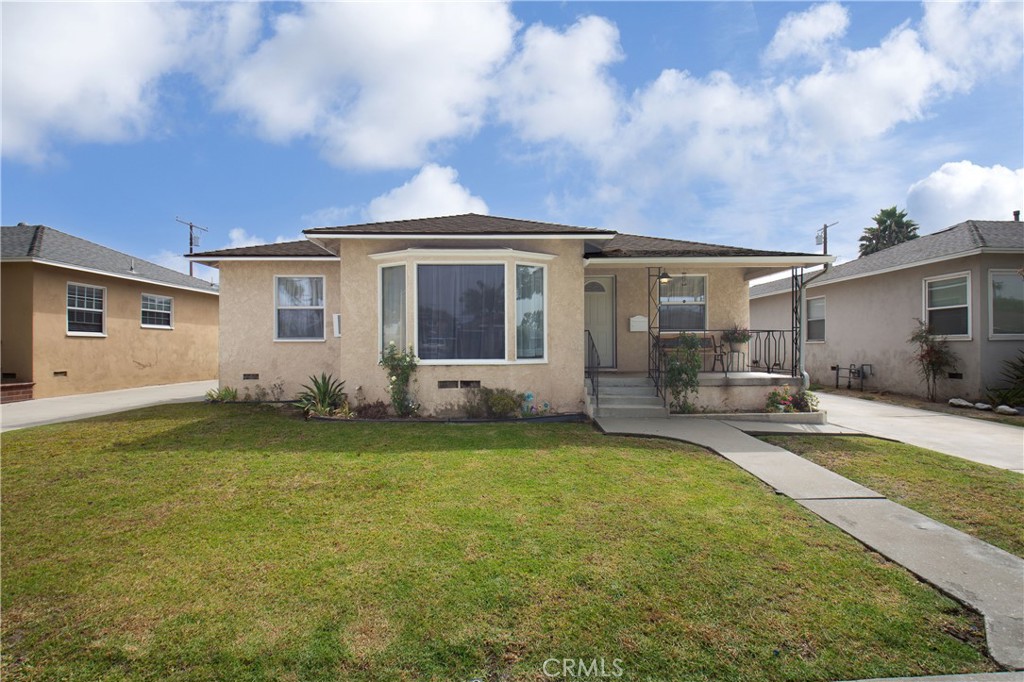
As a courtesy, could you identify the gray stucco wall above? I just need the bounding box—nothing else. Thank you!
[749,254,1023,401]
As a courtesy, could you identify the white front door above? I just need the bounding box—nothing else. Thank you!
[584,276,616,369]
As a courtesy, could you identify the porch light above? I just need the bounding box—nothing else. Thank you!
[658,271,671,284]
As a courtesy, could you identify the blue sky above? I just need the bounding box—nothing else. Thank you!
[2,1,1021,281]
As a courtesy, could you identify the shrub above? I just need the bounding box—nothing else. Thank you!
[353,400,390,419]
[986,351,1024,407]
[296,372,347,418]
[205,386,238,403]
[721,327,752,345]
[664,334,702,413]
[908,319,959,402]
[765,387,819,413]
[464,387,526,419]
[380,343,419,417]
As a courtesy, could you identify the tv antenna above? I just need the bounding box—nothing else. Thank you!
[815,221,837,255]
[176,217,209,277]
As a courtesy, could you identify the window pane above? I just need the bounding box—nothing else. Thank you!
[381,265,406,348]
[992,273,1024,335]
[517,265,544,359]
[277,309,324,339]
[418,264,504,360]
[928,277,967,308]
[660,276,705,304]
[142,310,172,326]
[659,304,705,331]
[68,309,103,333]
[929,307,968,336]
[807,298,825,320]
[277,277,323,307]
[807,319,825,341]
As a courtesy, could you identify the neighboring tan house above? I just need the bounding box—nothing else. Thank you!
[750,219,1024,402]
[190,214,829,416]
[1,224,220,401]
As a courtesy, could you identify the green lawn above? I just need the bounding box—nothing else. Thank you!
[1,404,999,681]
[763,435,1024,557]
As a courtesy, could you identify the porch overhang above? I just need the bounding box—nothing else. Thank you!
[584,255,835,280]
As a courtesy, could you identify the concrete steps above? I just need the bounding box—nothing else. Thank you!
[587,374,668,418]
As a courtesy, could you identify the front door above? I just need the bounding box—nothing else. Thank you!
[584,276,616,369]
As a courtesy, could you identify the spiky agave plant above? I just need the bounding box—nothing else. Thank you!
[296,372,346,418]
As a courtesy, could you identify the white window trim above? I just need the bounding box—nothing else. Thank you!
[140,292,174,330]
[658,273,708,332]
[922,271,972,341]
[515,262,549,364]
[988,269,1024,340]
[274,275,326,342]
[806,296,825,343]
[66,281,107,337]
[413,260,512,366]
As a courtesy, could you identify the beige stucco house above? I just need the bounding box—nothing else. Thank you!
[190,214,830,416]
[750,219,1024,402]
[1,224,219,401]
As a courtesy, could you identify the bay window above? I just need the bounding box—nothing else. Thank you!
[417,264,504,361]
[516,264,545,359]
[381,265,406,348]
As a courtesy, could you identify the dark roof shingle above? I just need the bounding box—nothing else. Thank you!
[2,224,217,293]
[303,213,616,236]
[190,240,336,259]
[595,233,818,259]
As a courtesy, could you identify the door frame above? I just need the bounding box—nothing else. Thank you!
[584,275,617,369]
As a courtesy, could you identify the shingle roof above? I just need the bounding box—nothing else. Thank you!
[1,224,218,293]
[749,220,1024,298]
[303,213,616,236]
[594,232,819,259]
[189,240,336,259]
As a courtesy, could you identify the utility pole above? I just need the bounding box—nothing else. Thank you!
[816,221,837,256]
[176,217,208,277]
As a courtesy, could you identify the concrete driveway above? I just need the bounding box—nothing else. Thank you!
[816,393,1024,472]
[0,380,217,432]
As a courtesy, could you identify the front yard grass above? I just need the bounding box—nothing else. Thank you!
[764,435,1024,557]
[1,404,1000,681]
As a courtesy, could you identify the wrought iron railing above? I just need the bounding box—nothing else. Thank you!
[584,330,601,410]
[647,329,797,382]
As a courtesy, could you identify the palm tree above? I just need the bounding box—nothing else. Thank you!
[859,206,919,257]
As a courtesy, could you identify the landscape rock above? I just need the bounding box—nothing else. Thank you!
[948,398,973,408]
[995,405,1020,415]
[974,402,993,411]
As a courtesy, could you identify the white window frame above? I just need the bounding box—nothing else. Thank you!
[378,263,407,352]
[66,282,106,337]
[988,269,1024,340]
[515,262,548,364]
[413,260,509,366]
[140,293,174,329]
[658,274,708,332]
[922,271,971,340]
[274,275,326,342]
[806,296,825,343]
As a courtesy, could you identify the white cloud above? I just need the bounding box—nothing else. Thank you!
[922,1,1024,90]
[365,164,488,222]
[226,227,264,248]
[764,2,849,64]
[906,161,1024,231]
[149,249,191,275]
[497,16,622,148]
[1,3,193,163]
[215,3,516,169]
[301,205,359,228]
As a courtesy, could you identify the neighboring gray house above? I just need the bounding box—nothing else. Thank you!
[750,219,1023,401]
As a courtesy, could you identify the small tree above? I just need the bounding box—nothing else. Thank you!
[908,319,959,401]
[664,335,702,413]
[859,206,919,257]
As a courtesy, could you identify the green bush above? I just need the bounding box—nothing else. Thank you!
[908,319,959,401]
[664,335,702,413]
[296,373,347,418]
[986,351,1024,407]
[379,343,419,417]
[204,386,238,403]
[464,387,526,419]
[765,387,819,413]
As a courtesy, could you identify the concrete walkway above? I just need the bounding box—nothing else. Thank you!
[596,416,1024,670]
[842,673,1023,682]
[0,380,217,432]
[816,393,1024,473]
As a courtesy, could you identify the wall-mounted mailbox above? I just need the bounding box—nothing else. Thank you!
[628,315,648,332]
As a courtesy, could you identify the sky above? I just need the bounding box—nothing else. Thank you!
[2,1,1022,283]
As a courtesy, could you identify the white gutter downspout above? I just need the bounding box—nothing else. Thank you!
[798,264,831,389]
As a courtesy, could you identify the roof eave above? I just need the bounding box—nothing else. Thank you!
[3,257,219,295]
[303,231,615,240]
[585,255,835,267]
